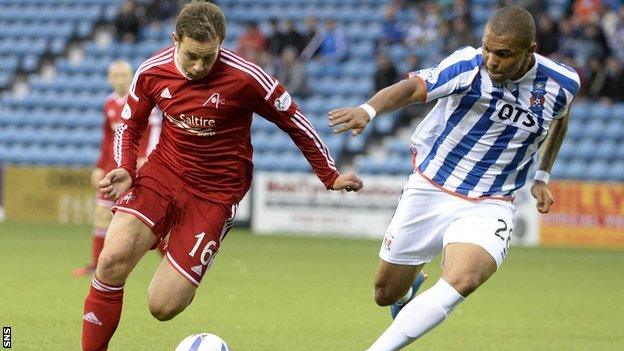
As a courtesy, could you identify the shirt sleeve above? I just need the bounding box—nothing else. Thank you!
[406,46,481,103]
[248,76,340,189]
[551,67,581,119]
[115,72,155,179]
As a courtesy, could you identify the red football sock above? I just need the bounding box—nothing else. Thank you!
[91,230,106,267]
[82,276,124,351]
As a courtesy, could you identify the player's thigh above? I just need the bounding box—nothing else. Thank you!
[441,243,497,297]
[441,212,514,296]
[148,257,197,316]
[96,212,157,281]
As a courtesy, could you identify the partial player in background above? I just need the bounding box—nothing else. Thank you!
[72,60,163,277]
[81,2,362,350]
[329,6,579,350]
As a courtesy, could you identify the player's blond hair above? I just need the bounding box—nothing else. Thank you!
[175,0,226,43]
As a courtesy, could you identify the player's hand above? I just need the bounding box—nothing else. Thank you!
[531,181,554,213]
[328,107,371,136]
[331,173,363,192]
[99,168,133,200]
[90,168,105,188]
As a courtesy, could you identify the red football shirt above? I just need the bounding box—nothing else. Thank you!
[96,93,159,173]
[116,46,339,205]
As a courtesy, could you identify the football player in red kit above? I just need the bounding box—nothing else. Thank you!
[81,2,363,350]
[72,60,162,277]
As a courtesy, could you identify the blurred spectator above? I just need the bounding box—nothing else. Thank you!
[267,18,284,56]
[405,54,421,74]
[556,19,578,59]
[374,53,399,93]
[585,57,606,99]
[603,7,624,63]
[404,6,439,48]
[315,19,348,63]
[573,0,602,25]
[576,24,610,67]
[274,46,309,98]
[256,51,277,77]
[281,20,306,55]
[115,0,140,43]
[448,0,472,25]
[379,5,405,47]
[600,57,624,102]
[536,13,559,56]
[236,21,267,61]
[301,17,322,60]
[443,18,477,54]
[142,0,181,22]
[302,16,320,48]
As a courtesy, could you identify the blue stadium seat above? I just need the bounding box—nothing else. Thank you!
[610,103,624,118]
[608,161,624,181]
[586,160,610,181]
[595,140,617,161]
[551,159,568,179]
[564,159,586,179]
[590,104,611,121]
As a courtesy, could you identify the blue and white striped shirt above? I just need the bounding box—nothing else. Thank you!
[407,46,580,198]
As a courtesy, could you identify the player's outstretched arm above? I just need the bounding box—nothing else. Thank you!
[328,78,426,136]
[331,172,363,192]
[531,111,570,213]
[99,168,132,200]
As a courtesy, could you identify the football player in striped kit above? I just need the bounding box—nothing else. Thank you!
[80,2,362,350]
[330,6,579,350]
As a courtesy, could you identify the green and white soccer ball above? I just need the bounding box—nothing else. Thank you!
[175,333,229,351]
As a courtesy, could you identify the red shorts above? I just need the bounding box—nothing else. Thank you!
[111,161,236,286]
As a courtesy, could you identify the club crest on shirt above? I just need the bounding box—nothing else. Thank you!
[203,92,225,109]
[274,91,292,111]
[529,81,546,115]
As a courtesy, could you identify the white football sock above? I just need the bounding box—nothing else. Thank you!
[366,279,464,351]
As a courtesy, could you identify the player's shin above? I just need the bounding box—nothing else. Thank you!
[82,276,124,351]
[367,279,464,351]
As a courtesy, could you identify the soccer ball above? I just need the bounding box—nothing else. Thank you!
[175,333,229,351]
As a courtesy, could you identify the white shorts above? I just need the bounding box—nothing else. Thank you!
[379,172,516,268]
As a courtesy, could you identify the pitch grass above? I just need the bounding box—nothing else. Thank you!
[1,221,623,350]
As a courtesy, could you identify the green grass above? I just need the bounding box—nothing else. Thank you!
[1,221,623,350]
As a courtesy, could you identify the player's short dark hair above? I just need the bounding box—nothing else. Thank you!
[176,0,226,43]
[486,6,536,49]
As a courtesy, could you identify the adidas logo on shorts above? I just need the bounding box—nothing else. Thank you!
[191,265,203,275]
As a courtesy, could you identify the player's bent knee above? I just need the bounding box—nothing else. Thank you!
[443,273,482,297]
[96,251,132,282]
[148,300,186,322]
[373,285,401,306]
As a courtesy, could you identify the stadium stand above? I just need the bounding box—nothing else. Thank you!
[0,0,622,181]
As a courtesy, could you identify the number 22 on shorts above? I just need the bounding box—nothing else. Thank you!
[494,219,512,260]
